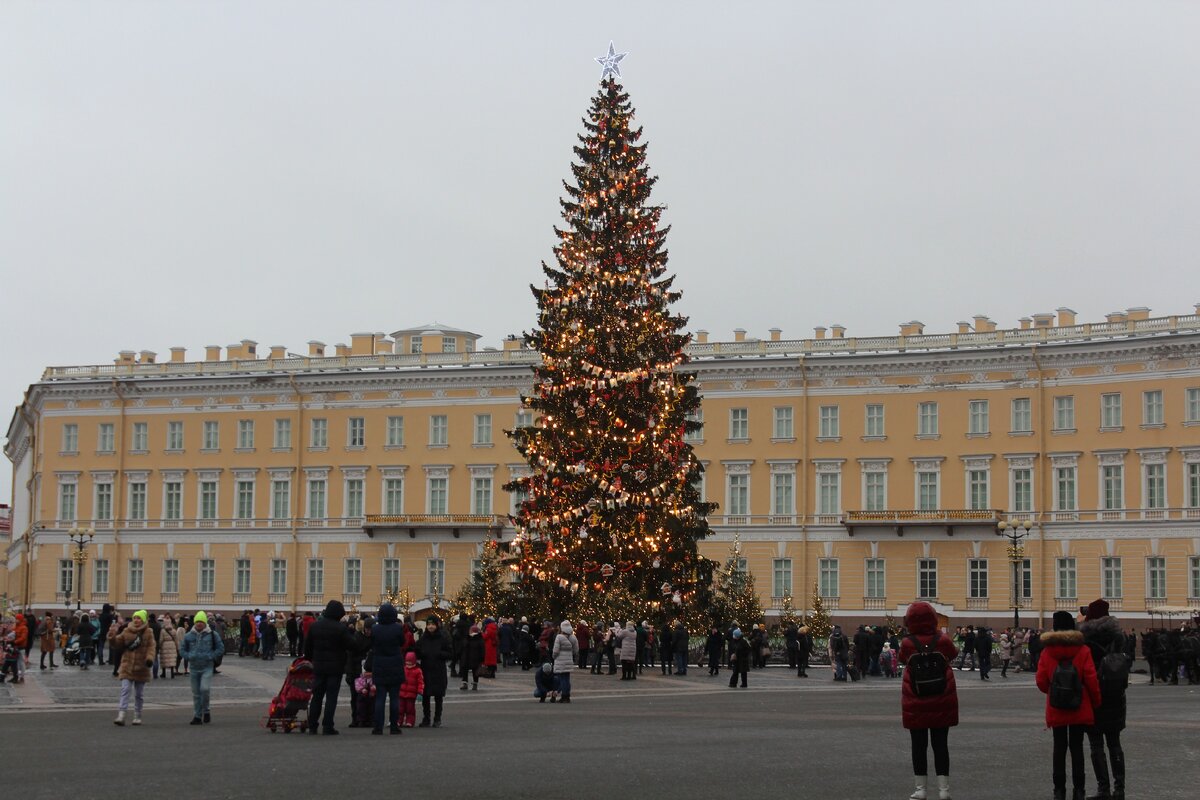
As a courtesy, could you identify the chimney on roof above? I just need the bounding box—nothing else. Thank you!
[1125,306,1150,321]
[957,321,972,334]
[269,345,286,359]
[503,335,523,351]
[335,343,350,357]
[169,347,186,364]
[308,341,326,357]
[813,326,826,340]
[1056,307,1077,327]
[733,328,746,342]
[351,332,375,356]
[138,350,156,364]
[1105,311,1127,325]
[226,343,244,360]
[116,350,136,365]
[973,315,996,333]
[376,337,394,354]
[1033,313,1055,328]
[695,330,709,344]
[241,339,257,358]
[899,321,924,336]
[769,327,782,342]
[1019,317,1032,330]
[831,324,846,339]
[205,345,221,362]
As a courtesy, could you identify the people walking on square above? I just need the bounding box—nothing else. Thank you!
[76,611,96,670]
[286,612,299,657]
[552,620,579,702]
[829,625,849,681]
[727,628,750,688]
[459,623,484,691]
[38,612,58,670]
[303,600,359,735]
[500,616,515,668]
[1037,610,1101,800]
[261,612,278,661]
[416,616,452,727]
[706,625,724,676]
[853,625,872,678]
[975,627,994,680]
[1079,599,1128,800]
[97,604,114,666]
[517,623,536,671]
[157,615,179,678]
[482,617,499,678]
[899,601,959,800]
[369,602,406,735]
[399,651,424,726]
[999,632,1014,678]
[785,622,799,669]
[111,609,156,726]
[797,625,813,678]
[672,619,689,675]
[957,626,976,671]
[10,613,29,683]
[615,620,638,680]
[658,622,674,675]
[180,610,224,725]
[575,619,591,670]
[750,624,767,669]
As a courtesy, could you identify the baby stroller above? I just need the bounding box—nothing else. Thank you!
[62,635,81,667]
[263,657,314,733]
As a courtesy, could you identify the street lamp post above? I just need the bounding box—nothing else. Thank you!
[67,527,95,612]
[996,519,1032,630]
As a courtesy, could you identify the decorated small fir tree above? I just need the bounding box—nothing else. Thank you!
[712,538,763,628]
[804,583,832,638]
[453,541,509,620]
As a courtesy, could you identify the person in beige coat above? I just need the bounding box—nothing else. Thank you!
[111,610,157,726]
[158,616,181,679]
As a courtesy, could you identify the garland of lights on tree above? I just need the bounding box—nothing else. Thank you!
[504,46,715,621]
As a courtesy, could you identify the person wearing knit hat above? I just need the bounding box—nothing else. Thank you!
[180,611,224,725]
[111,609,156,726]
[1038,609,1101,800]
[551,620,579,702]
[1078,599,1128,800]
[459,622,484,691]
[728,627,751,688]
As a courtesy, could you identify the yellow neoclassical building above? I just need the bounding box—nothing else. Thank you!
[6,310,1200,626]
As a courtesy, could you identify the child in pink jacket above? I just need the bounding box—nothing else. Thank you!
[399,652,425,727]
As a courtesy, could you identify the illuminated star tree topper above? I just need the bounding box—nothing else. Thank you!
[595,41,628,79]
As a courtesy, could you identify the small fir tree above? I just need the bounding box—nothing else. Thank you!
[777,594,802,631]
[453,541,509,620]
[804,583,832,638]
[712,540,763,628]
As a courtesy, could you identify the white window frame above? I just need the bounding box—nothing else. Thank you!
[382,558,401,592]
[865,558,885,599]
[128,481,147,521]
[771,471,794,516]
[1146,556,1167,600]
[1101,393,1122,429]
[1187,388,1200,423]
[166,420,184,451]
[344,478,364,519]
[472,476,492,516]
[93,558,109,595]
[270,479,291,520]
[1144,463,1167,509]
[968,400,989,435]
[235,479,255,520]
[1143,390,1164,426]
[97,422,115,453]
[726,473,749,517]
[917,558,938,599]
[307,479,327,519]
[442,335,456,353]
[345,558,362,595]
[1190,556,1200,600]
[772,558,793,598]
[967,469,989,510]
[131,421,148,452]
[474,413,492,445]
[58,559,74,595]
[386,415,405,447]
[58,481,77,522]
[429,415,448,446]
[62,423,78,453]
[968,558,988,599]
[426,558,445,595]
[347,417,365,448]
[1011,397,1032,433]
[164,481,183,521]
[427,476,448,515]
[198,559,215,595]
[306,558,324,595]
[270,559,287,595]
[1101,465,1124,511]
[199,479,218,520]
[235,558,252,595]
[818,558,839,598]
[817,471,841,516]
[202,420,219,451]
[916,471,939,512]
[1010,467,1033,514]
[237,419,255,450]
[383,477,404,515]
[274,418,292,449]
[917,402,938,436]
[817,405,839,439]
[1057,557,1077,599]
[729,408,749,440]
[863,471,887,512]
[774,406,795,439]
[94,481,114,521]
[683,409,703,442]
[1053,396,1075,431]
[1188,462,1200,509]
[310,418,328,449]
[128,559,144,594]
[865,404,885,438]
[1054,466,1077,512]
[1101,556,1122,600]
[162,559,180,594]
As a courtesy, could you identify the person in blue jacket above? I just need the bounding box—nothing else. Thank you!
[180,610,225,725]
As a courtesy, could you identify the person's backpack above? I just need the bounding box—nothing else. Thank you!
[1097,639,1130,699]
[1049,657,1083,710]
[906,634,947,697]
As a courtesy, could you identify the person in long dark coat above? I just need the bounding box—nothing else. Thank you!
[658,622,674,675]
[303,600,359,735]
[460,624,485,690]
[369,604,406,734]
[415,616,452,727]
[285,613,299,657]
[784,623,800,669]
[705,626,724,676]
[1080,600,1127,800]
[727,628,751,688]
[797,625,813,677]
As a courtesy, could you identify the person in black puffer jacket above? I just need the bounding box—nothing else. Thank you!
[303,600,360,735]
[415,617,452,727]
[369,604,406,734]
[1079,599,1127,800]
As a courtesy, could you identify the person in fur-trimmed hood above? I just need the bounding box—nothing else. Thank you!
[1036,611,1101,800]
[1079,599,1127,800]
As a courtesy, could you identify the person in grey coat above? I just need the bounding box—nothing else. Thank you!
[551,621,579,703]
[615,621,639,680]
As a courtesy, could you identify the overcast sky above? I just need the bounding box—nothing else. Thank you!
[3,1,1199,503]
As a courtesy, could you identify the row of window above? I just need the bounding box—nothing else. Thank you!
[408,335,473,355]
[718,459,1200,516]
[57,474,504,522]
[686,389,1200,443]
[767,555,1199,601]
[60,412,536,455]
[57,557,451,598]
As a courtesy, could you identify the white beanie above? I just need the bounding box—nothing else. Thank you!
[560,621,573,635]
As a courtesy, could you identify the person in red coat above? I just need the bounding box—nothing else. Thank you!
[898,601,959,800]
[1036,611,1101,800]
[482,618,499,678]
[399,652,425,727]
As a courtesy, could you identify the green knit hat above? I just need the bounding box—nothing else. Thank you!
[194,610,209,625]
[132,609,148,624]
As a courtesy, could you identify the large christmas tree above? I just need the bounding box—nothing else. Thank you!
[505,55,714,620]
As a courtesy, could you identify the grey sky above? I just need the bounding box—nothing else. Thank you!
[3,1,1199,502]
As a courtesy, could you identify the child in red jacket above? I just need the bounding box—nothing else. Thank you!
[1036,611,1101,800]
[400,652,425,728]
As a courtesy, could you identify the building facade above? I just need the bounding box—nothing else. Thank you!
[6,311,1200,625]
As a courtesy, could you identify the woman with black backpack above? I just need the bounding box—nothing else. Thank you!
[1036,611,1102,800]
[898,601,960,800]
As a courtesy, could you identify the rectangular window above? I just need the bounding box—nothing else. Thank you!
[1011,398,1032,432]
[202,420,219,450]
[1057,558,1077,599]
[59,483,77,522]
[774,406,795,439]
[734,557,748,575]
[347,417,365,447]
[729,408,748,440]
[236,480,255,520]
[164,482,182,520]
[1053,396,1075,431]
[383,558,401,591]
[817,405,839,439]
[864,472,886,511]
[271,480,291,519]
[198,559,215,594]
[865,404,885,437]
[128,559,144,594]
[818,558,839,598]
[1146,556,1167,600]
[58,559,74,595]
[95,483,113,521]
[1102,557,1123,599]
[772,472,794,515]
[307,559,324,595]
[1101,393,1122,429]
[270,559,287,595]
[1191,556,1200,600]
[307,479,327,519]
[199,480,218,520]
[918,559,938,599]
[442,336,456,353]
[428,477,448,515]
[427,558,445,595]
[515,410,533,429]
[968,400,989,435]
[772,558,793,598]
[98,423,115,452]
[345,478,364,518]
[128,482,147,520]
[238,419,255,450]
[918,402,939,436]
[969,558,988,598]
[131,422,148,451]
[472,477,493,516]
[274,418,291,449]
[1102,465,1123,510]
[93,559,109,594]
[968,470,989,510]
[817,472,840,515]
[384,478,404,515]
[865,558,886,599]
[345,558,362,595]
[429,415,448,446]
[167,421,184,451]
[917,472,938,511]
[235,559,251,595]
[1145,463,1166,509]
[62,423,78,453]
[410,336,422,354]
[1187,388,1200,423]
[1055,467,1077,511]
[1012,468,1032,513]
[1021,558,1033,600]
[474,414,492,445]
[310,418,328,448]
[684,409,704,442]
[1143,390,1164,426]
[163,559,180,594]
[727,474,749,516]
[386,416,405,447]
[1188,463,1200,509]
